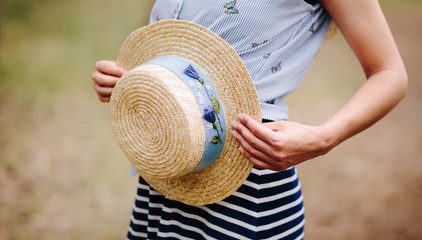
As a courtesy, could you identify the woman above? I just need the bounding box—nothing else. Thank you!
[92,0,407,239]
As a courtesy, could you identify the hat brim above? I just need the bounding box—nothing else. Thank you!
[113,20,261,205]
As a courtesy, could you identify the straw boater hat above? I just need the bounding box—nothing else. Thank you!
[110,20,261,205]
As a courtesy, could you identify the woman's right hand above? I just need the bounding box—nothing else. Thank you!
[92,60,127,102]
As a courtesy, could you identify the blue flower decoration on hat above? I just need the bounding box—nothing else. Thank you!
[184,64,223,144]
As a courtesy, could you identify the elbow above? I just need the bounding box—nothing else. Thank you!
[397,67,408,101]
[382,63,408,102]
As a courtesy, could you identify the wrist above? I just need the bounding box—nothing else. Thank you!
[316,122,343,154]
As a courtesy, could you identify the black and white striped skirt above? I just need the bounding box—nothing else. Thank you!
[127,166,304,240]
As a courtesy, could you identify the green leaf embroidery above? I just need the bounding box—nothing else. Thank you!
[211,95,220,114]
[211,135,221,144]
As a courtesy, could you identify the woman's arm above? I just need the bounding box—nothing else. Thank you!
[230,0,408,171]
[318,0,407,145]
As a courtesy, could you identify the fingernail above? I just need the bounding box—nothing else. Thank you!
[231,121,238,129]
[237,114,244,123]
[238,147,244,154]
[231,130,238,137]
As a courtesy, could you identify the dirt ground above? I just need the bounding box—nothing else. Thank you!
[0,2,421,240]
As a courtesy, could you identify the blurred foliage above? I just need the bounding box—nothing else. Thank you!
[0,0,154,239]
[0,0,418,104]
[2,0,48,21]
[1,0,153,105]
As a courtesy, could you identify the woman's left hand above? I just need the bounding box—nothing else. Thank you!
[231,114,334,171]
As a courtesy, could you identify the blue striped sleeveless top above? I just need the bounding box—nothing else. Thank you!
[149,0,331,121]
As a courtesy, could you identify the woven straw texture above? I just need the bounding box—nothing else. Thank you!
[111,64,205,179]
[111,20,261,205]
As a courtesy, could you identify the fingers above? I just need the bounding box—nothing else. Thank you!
[231,128,277,170]
[94,83,113,102]
[92,60,126,87]
[92,60,127,103]
[239,147,278,171]
[231,114,284,169]
[97,95,111,103]
[95,60,127,77]
[231,120,272,154]
[231,114,294,171]
[231,115,327,171]
[236,114,276,145]
[92,71,117,102]
[92,71,119,87]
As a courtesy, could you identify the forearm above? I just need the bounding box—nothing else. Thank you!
[321,68,407,148]
[318,0,408,150]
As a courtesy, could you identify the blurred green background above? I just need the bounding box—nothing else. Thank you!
[1,0,421,239]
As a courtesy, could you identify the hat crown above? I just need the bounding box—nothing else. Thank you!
[111,56,227,179]
[111,64,206,179]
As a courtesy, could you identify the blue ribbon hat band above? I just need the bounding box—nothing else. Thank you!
[140,55,226,173]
